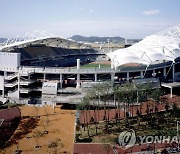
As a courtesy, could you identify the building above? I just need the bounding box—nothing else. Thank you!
[0,26,179,105]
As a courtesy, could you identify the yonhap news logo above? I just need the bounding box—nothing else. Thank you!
[118,129,180,150]
[118,129,136,149]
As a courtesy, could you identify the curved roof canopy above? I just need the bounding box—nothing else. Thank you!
[0,30,91,51]
[107,24,180,68]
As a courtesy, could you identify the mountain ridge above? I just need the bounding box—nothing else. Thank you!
[0,38,7,43]
[70,35,125,43]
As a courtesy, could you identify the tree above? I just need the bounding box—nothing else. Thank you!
[78,97,91,137]
[34,104,40,118]
[115,82,137,125]
[150,88,162,114]
[93,83,104,122]
[100,81,112,131]
[113,85,119,123]
[115,86,125,123]
[41,119,49,134]
[87,88,98,135]
[131,83,149,129]
[48,138,64,154]
[84,97,91,137]
[122,83,137,124]
[33,129,43,149]
[136,83,152,115]
[43,107,49,134]
[77,102,86,131]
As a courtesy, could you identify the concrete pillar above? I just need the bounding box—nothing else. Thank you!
[111,73,114,82]
[17,73,20,99]
[2,74,4,97]
[163,67,166,77]
[2,71,6,97]
[60,74,63,89]
[170,87,173,98]
[94,73,97,82]
[43,73,46,81]
[127,72,129,81]
[172,64,175,81]
[111,61,114,69]
[76,73,80,88]
[152,69,156,77]
[77,59,80,70]
[4,71,7,77]
[140,71,144,79]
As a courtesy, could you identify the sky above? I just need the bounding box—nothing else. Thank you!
[0,0,179,39]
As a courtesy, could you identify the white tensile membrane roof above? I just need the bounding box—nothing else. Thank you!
[107,24,180,68]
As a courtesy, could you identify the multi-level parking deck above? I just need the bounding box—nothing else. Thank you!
[0,58,179,104]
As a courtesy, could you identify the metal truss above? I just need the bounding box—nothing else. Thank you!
[0,30,89,50]
[2,30,57,47]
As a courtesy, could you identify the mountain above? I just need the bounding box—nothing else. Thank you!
[0,38,7,43]
[70,35,125,43]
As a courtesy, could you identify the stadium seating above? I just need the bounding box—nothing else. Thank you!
[11,45,99,67]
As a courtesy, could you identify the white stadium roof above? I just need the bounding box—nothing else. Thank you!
[107,24,180,68]
[0,30,91,51]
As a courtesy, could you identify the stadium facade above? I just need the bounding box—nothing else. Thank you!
[0,26,180,105]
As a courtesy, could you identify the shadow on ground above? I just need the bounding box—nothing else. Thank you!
[0,108,39,149]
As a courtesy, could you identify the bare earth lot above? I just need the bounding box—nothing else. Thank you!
[1,105,76,154]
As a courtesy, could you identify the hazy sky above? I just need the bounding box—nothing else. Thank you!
[0,0,179,39]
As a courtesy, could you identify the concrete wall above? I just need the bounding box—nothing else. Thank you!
[0,52,20,67]
[8,90,19,99]
[0,76,4,90]
[42,81,58,95]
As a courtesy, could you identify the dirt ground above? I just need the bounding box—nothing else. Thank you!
[1,105,76,154]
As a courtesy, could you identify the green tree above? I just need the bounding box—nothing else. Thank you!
[150,88,162,114]
[101,81,112,131]
[113,85,119,123]
[87,88,98,135]
[78,97,91,137]
[93,83,104,122]
[77,101,86,131]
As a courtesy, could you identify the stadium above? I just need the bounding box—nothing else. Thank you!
[0,25,180,105]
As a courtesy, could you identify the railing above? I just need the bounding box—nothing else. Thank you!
[20,80,35,85]
[0,60,177,75]
[8,88,18,94]
[5,73,17,80]
[4,81,18,87]
[20,88,30,93]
